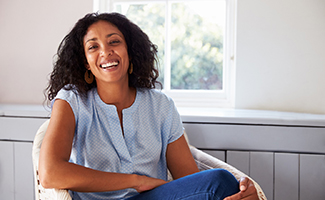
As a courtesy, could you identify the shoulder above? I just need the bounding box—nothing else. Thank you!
[55,85,95,102]
[53,85,96,118]
[137,89,177,117]
[56,85,78,99]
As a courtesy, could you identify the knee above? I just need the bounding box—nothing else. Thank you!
[204,169,239,189]
[202,168,231,178]
[209,169,236,180]
[198,169,239,199]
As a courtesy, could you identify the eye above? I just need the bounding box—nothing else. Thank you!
[110,40,121,45]
[88,45,98,51]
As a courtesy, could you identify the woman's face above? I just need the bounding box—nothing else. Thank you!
[83,20,129,86]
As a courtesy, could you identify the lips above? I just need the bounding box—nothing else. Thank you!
[100,61,119,69]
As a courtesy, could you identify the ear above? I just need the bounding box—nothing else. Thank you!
[85,61,90,70]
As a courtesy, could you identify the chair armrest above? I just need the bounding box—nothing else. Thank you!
[32,119,72,200]
[189,146,267,200]
[38,188,72,200]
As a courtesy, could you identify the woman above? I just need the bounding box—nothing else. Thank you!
[39,12,258,200]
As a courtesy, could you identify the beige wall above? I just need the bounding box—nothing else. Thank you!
[0,0,93,104]
[235,0,325,114]
[1,0,324,114]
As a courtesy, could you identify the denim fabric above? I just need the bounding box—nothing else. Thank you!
[127,169,239,200]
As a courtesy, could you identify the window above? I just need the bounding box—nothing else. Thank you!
[94,0,236,108]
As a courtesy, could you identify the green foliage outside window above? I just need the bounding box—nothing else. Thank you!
[116,2,224,90]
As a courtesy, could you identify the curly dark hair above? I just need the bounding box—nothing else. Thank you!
[46,12,161,101]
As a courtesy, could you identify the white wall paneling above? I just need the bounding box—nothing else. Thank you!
[183,109,325,200]
[183,123,325,154]
[202,150,225,162]
[0,141,14,200]
[14,142,34,200]
[250,152,274,200]
[227,151,250,176]
[300,154,325,200]
[0,141,35,200]
[0,105,49,199]
[274,153,299,200]
[0,117,48,141]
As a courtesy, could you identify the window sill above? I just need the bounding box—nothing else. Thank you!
[0,104,50,118]
[1,104,324,127]
[178,107,325,127]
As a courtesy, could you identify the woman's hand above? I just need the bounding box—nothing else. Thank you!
[224,177,258,200]
[133,175,167,193]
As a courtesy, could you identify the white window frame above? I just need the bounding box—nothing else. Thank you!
[93,0,237,108]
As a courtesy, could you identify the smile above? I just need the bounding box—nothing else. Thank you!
[100,61,119,69]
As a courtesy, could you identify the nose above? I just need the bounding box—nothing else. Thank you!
[100,45,113,57]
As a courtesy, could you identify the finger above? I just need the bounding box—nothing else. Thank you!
[223,191,243,200]
[239,177,249,191]
[223,190,256,200]
[242,183,258,199]
[224,180,257,200]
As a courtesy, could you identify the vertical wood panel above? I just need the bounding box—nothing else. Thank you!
[227,151,250,175]
[0,117,47,141]
[300,154,325,200]
[274,153,299,200]
[14,142,34,200]
[0,141,14,200]
[250,152,274,200]
[202,150,225,162]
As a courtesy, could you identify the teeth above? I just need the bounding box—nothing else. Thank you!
[101,62,118,69]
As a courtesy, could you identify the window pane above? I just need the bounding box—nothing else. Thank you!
[170,1,225,90]
[114,3,166,86]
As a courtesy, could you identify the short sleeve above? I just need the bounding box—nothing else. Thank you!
[166,98,184,144]
[52,88,79,124]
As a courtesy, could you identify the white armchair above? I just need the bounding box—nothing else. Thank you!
[32,119,266,200]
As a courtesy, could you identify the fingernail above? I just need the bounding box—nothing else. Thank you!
[240,185,246,191]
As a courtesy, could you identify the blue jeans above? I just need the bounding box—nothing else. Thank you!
[127,169,239,200]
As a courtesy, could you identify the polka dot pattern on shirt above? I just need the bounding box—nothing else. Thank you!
[54,87,184,200]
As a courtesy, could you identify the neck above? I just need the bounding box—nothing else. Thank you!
[97,82,136,109]
[96,82,136,136]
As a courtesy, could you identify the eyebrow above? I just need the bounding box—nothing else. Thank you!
[85,33,122,44]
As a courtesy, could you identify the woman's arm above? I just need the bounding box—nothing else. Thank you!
[39,99,166,192]
[166,135,200,179]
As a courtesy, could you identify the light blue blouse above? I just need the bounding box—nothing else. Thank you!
[54,87,184,200]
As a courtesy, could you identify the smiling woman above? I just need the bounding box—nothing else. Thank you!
[83,21,130,88]
[46,12,160,102]
[40,12,258,200]
[83,20,135,125]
